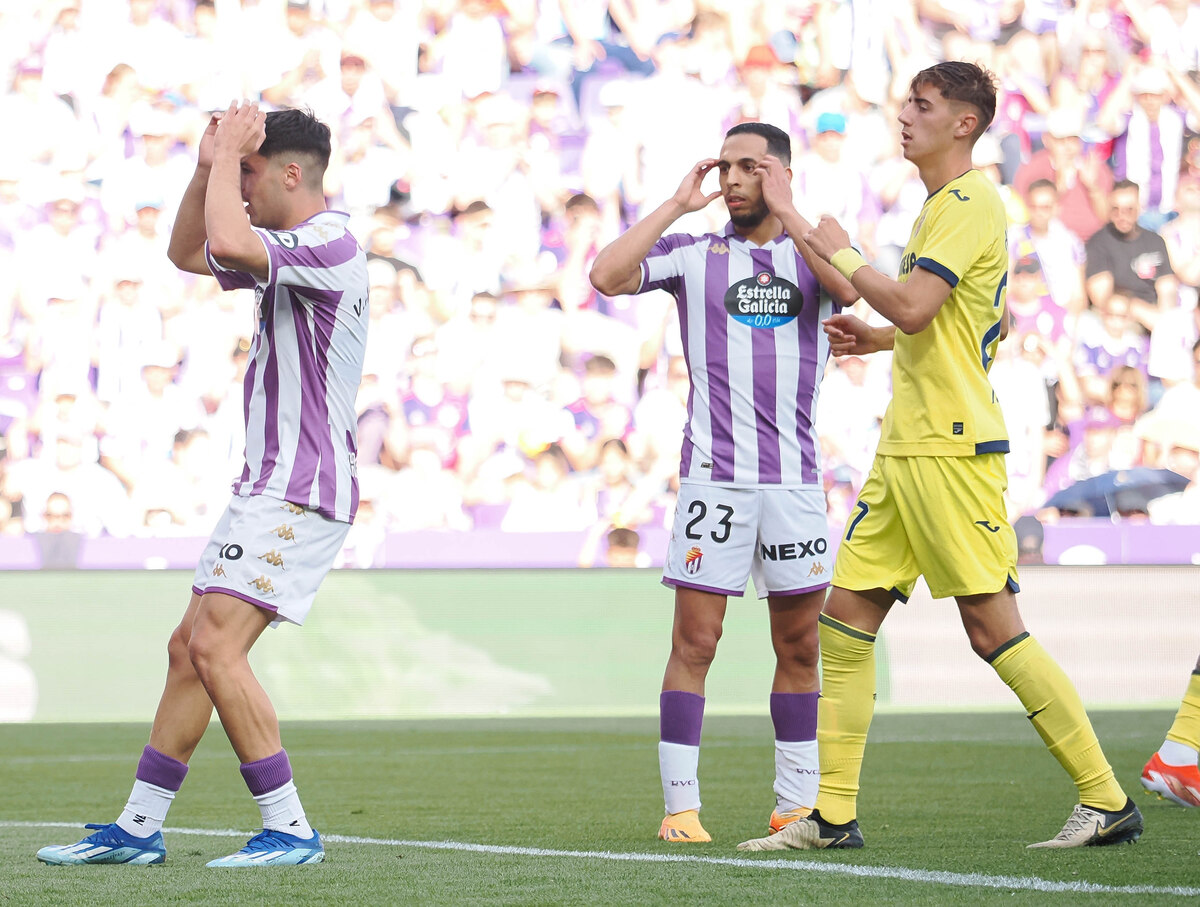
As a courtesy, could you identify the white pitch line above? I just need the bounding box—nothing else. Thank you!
[4,821,1195,898]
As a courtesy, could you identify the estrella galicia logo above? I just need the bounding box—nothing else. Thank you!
[723,271,803,329]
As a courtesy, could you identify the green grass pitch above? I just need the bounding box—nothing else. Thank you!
[2,711,1197,905]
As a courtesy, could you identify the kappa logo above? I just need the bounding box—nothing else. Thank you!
[249,575,276,594]
[709,242,729,255]
[807,562,827,577]
[212,564,227,577]
[684,546,703,574]
[281,502,307,516]
[258,549,285,568]
[271,523,296,541]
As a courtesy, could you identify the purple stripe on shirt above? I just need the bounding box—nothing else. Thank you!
[251,291,282,494]
[750,248,781,483]
[269,232,362,272]
[793,253,820,481]
[285,301,332,508]
[705,238,734,482]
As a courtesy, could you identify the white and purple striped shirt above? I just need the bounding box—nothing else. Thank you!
[639,222,837,487]
[206,211,368,523]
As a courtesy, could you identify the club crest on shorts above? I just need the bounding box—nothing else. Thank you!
[724,271,803,329]
[684,546,704,574]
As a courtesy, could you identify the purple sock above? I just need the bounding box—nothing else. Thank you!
[135,745,188,791]
[660,691,705,746]
[770,692,819,742]
[240,749,293,797]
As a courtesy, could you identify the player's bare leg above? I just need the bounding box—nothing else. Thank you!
[147,593,216,762]
[658,588,726,842]
[763,591,824,834]
[37,594,217,865]
[740,586,889,851]
[188,592,323,865]
[186,592,278,762]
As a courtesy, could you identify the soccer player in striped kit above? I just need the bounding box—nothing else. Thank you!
[37,103,368,867]
[591,122,858,843]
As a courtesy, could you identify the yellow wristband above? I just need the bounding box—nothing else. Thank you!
[831,248,867,282]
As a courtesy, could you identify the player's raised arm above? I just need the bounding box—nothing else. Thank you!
[754,154,858,307]
[206,101,270,280]
[805,214,952,334]
[589,159,721,297]
[166,112,220,275]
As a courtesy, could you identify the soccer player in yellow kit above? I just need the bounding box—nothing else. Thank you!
[739,61,1143,851]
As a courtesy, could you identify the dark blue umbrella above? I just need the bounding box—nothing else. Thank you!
[1046,467,1190,517]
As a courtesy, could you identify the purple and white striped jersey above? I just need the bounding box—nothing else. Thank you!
[638,222,838,487]
[206,211,368,523]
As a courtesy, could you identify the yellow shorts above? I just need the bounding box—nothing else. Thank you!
[832,453,1019,601]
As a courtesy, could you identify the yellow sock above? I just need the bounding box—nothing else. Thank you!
[814,614,877,825]
[989,633,1126,812]
[1165,671,1200,751]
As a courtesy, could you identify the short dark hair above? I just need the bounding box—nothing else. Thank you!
[1112,179,1140,195]
[258,108,331,186]
[725,121,791,166]
[910,61,997,140]
[1027,178,1057,196]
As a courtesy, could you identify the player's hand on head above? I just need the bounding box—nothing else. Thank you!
[804,215,852,263]
[754,155,793,214]
[197,112,223,169]
[673,159,721,213]
[214,101,267,159]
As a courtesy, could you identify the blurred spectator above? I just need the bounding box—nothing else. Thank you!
[1073,292,1150,403]
[1084,180,1178,330]
[31,490,82,569]
[1097,64,1185,229]
[559,355,632,471]
[259,0,342,107]
[1015,106,1113,242]
[1009,179,1087,317]
[794,111,876,258]
[501,443,595,532]
[1014,514,1046,564]
[1006,256,1069,350]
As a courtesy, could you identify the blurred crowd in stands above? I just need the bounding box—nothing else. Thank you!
[1,0,1199,568]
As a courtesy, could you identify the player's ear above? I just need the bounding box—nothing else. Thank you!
[283,161,303,189]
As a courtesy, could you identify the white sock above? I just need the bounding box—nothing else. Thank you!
[659,741,701,814]
[255,779,314,837]
[116,780,175,838]
[1159,739,1199,767]
[773,739,819,812]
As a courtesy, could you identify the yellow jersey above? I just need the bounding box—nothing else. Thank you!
[877,169,1009,457]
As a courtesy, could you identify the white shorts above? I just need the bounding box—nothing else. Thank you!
[191,494,350,627]
[662,483,832,599]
